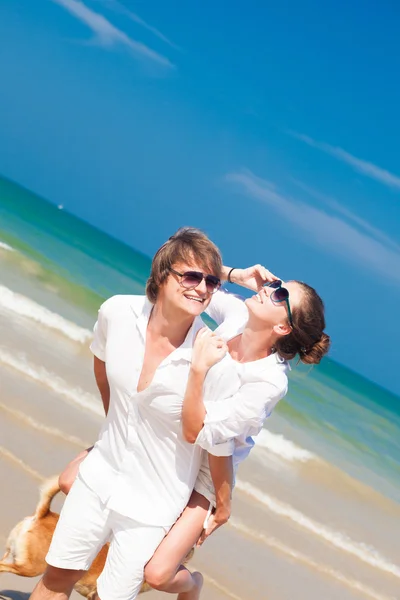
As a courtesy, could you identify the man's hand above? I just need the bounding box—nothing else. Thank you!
[192,328,228,374]
[196,507,230,547]
[230,264,279,292]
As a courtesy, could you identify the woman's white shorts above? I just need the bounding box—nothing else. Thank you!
[46,475,168,600]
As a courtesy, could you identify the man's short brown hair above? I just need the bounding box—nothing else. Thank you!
[146,227,223,304]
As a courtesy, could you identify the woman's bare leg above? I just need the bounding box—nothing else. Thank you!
[144,490,210,598]
[58,448,92,494]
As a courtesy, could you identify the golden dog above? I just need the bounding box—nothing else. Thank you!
[0,478,193,599]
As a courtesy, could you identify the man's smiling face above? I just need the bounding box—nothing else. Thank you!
[159,261,214,317]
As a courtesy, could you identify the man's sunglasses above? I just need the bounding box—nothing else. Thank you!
[169,268,221,294]
[264,280,293,328]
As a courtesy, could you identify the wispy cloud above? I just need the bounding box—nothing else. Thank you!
[52,0,174,68]
[97,0,180,50]
[289,131,400,191]
[226,169,400,285]
[292,180,400,254]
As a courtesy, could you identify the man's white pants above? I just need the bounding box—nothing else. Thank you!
[46,476,168,600]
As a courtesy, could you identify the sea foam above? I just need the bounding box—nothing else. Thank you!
[0,241,14,251]
[254,428,316,462]
[0,401,90,448]
[236,479,400,579]
[0,285,92,344]
[0,348,103,417]
[229,518,394,600]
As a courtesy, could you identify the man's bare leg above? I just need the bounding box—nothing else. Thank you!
[30,566,84,600]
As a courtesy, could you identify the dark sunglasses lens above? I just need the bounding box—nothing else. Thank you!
[181,271,221,293]
[264,280,282,289]
[181,271,203,288]
[271,287,289,302]
[205,275,221,293]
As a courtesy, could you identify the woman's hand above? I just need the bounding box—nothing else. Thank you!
[230,264,279,291]
[192,328,228,374]
[196,507,230,546]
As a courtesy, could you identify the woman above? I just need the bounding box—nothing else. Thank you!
[59,264,330,600]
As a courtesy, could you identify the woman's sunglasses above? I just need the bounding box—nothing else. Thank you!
[264,280,293,328]
[169,268,222,294]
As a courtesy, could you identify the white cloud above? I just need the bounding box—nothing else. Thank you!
[226,169,400,285]
[292,180,400,254]
[52,0,174,68]
[97,0,180,50]
[290,131,400,191]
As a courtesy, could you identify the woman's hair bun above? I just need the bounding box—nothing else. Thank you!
[300,332,331,365]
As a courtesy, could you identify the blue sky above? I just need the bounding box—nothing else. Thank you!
[0,0,399,394]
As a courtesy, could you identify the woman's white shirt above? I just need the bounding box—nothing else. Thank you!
[197,290,290,460]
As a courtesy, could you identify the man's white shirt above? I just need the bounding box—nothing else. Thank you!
[80,295,230,528]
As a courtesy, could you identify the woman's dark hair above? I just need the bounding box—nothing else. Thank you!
[146,227,223,304]
[275,282,330,365]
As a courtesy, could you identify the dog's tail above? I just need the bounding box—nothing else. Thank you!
[35,476,61,520]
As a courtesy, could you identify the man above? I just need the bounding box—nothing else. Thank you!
[30,228,232,600]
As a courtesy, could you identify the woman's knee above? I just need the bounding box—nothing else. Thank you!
[144,562,176,591]
[58,470,74,495]
[59,448,91,494]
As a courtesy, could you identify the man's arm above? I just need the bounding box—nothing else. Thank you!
[205,288,248,329]
[209,454,232,523]
[90,297,113,415]
[94,356,110,415]
[59,360,109,495]
[197,454,233,545]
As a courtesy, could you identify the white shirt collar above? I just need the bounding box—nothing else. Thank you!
[130,296,203,364]
[131,296,152,342]
[170,321,201,363]
[237,351,290,375]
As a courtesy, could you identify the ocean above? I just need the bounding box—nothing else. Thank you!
[0,175,399,600]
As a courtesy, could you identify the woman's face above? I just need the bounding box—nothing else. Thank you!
[245,281,303,332]
[158,261,215,317]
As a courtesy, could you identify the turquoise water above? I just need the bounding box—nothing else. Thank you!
[1,174,399,503]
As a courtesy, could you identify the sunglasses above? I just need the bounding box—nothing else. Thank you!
[264,280,293,328]
[169,268,222,294]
